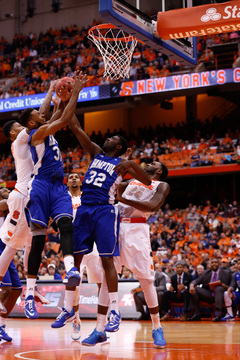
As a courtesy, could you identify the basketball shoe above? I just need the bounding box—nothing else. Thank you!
[105,310,121,332]
[63,267,81,287]
[25,295,39,319]
[71,319,81,340]
[0,325,12,342]
[82,328,107,346]
[51,308,75,328]
[221,313,235,321]
[22,288,51,305]
[152,327,166,348]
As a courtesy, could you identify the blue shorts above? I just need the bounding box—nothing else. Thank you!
[0,240,22,289]
[233,291,240,306]
[26,179,73,227]
[73,204,120,257]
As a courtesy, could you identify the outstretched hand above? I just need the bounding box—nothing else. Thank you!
[114,159,132,176]
[72,71,89,93]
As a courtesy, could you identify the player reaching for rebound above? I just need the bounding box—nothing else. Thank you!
[67,115,151,346]
[19,72,88,324]
[66,172,102,341]
[99,161,169,348]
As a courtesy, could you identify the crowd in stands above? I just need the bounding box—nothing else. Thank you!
[1,116,240,182]
[0,22,240,98]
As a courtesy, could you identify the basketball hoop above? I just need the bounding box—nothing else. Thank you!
[88,23,139,80]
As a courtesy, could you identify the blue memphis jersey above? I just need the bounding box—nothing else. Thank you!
[28,130,64,182]
[81,153,123,205]
[234,271,240,290]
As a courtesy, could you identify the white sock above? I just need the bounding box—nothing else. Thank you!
[64,290,75,313]
[150,312,161,330]
[226,306,233,316]
[64,255,75,273]
[26,278,37,298]
[109,292,119,313]
[96,314,106,333]
[73,285,80,307]
[0,317,6,326]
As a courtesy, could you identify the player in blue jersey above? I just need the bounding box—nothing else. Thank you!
[67,115,151,345]
[18,72,88,324]
[222,259,240,321]
[0,190,22,342]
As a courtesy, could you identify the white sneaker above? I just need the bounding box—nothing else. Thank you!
[71,319,81,340]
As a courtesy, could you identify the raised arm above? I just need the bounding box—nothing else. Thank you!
[117,181,170,212]
[69,114,102,158]
[31,72,88,143]
[39,80,58,116]
[114,159,151,186]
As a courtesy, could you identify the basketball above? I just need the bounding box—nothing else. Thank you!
[55,77,74,101]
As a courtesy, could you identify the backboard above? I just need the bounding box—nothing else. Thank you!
[99,0,197,66]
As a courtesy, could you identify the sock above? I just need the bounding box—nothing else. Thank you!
[151,312,161,330]
[73,285,80,307]
[109,292,119,314]
[226,306,233,316]
[64,255,75,273]
[96,314,106,333]
[64,290,75,313]
[26,278,37,298]
[0,317,6,326]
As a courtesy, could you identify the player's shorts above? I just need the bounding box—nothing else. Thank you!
[73,203,120,257]
[0,240,22,290]
[233,291,240,306]
[0,189,32,250]
[26,179,72,227]
[80,244,103,284]
[114,218,154,281]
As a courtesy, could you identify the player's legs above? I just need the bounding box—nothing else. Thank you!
[25,225,47,319]
[0,260,22,342]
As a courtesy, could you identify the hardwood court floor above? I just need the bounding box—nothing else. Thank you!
[1,319,240,360]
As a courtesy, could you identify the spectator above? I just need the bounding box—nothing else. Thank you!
[47,264,62,280]
[161,261,192,321]
[188,258,233,322]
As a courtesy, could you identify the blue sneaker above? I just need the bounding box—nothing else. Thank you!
[105,310,121,332]
[63,267,80,287]
[82,328,107,346]
[51,308,75,328]
[221,313,235,321]
[71,319,81,340]
[25,295,39,319]
[152,327,166,348]
[0,325,12,342]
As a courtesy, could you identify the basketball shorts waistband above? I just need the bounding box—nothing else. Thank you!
[120,217,147,223]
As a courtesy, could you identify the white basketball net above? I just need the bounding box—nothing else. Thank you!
[88,25,138,81]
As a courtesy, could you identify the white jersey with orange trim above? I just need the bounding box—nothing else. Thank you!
[115,179,161,281]
[11,128,33,197]
[0,189,32,250]
[69,190,102,284]
[69,192,81,220]
[118,179,161,218]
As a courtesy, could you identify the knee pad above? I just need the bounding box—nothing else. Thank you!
[57,217,73,234]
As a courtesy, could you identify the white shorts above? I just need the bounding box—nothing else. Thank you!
[0,190,32,250]
[80,244,103,284]
[115,221,154,281]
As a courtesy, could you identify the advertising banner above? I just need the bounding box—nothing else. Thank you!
[10,281,140,319]
[157,0,240,40]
